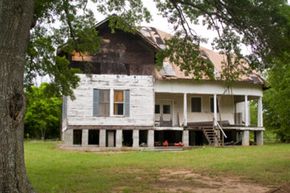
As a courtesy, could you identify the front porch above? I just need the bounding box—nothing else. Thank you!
[154,92,264,146]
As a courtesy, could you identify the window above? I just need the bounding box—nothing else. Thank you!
[210,97,219,113]
[163,105,171,114]
[88,130,99,145]
[155,104,160,114]
[114,90,124,115]
[93,89,130,117]
[191,97,201,112]
[73,130,82,145]
[93,89,109,116]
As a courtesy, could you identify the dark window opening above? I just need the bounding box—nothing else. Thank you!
[189,130,208,146]
[155,105,160,114]
[88,130,99,145]
[163,105,171,114]
[73,130,82,145]
[123,130,133,147]
[210,97,219,113]
[154,130,182,146]
[191,97,201,112]
[139,130,148,147]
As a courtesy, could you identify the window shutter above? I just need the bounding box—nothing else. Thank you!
[125,90,130,117]
[93,89,100,116]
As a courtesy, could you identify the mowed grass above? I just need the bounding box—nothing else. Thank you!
[25,141,290,193]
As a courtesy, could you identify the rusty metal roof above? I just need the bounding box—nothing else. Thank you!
[139,26,265,85]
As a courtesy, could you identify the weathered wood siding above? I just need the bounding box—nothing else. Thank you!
[67,74,154,126]
[70,27,156,75]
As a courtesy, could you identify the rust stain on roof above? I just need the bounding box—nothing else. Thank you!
[139,26,265,85]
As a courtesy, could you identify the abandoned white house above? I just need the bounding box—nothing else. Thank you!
[61,18,265,148]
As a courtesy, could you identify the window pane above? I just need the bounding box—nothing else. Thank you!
[191,97,201,112]
[210,97,219,113]
[100,90,110,103]
[155,105,160,114]
[163,105,171,114]
[114,103,124,115]
[114,90,124,103]
[99,103,109,116]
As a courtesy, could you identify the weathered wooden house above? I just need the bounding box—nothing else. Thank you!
[62,18,265,149]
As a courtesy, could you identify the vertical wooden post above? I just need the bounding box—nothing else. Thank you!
[147,130,154,148]
[116,129,122,148]
[257,96,263,127]
[99,129,106,147]
[244,95,249,127]
[213,94,217,126]
[183,93,187,126]
[133,130,139,148]
[82,129,88,146]
[182,130,189,147]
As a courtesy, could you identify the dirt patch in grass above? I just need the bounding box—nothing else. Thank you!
[267,183,290,193]
[152,168,272,193]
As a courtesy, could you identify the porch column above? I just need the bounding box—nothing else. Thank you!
[116,129,122,148]
[257,96,263,127]
[99,129,106,147]
[147,130,154,148]
[133,130,139,148]
[213,94,218,126]
[242,130,250,146]
[82,129,88,146]
[256,131,264,145]
[243,96,250,146]
[183,93,187,126]
[182,130,189,147]
[244,95,249,127]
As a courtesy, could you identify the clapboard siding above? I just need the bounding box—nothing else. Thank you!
[67,74,154,126]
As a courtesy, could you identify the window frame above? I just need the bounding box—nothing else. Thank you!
[93,89,110,117]
[113,90,125,116]
[191,96,202,113]
[155,104,160,114]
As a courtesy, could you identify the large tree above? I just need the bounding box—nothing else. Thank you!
[0,1,35,192]
[264,53,290,142]
[0,0,290,192]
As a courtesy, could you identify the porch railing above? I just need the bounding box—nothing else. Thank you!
[216,121,227,139]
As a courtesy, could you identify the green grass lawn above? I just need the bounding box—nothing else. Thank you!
[25,141,290,193]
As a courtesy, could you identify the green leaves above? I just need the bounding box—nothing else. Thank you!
[264,52,290,142]
[155,0,290,81]
[24,83,62,139]
[26,0,153,97]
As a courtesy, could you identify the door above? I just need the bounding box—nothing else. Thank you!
[155,100,173,127]
[107,131,115,147]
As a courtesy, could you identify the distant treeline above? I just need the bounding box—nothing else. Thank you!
[24,83,62,140]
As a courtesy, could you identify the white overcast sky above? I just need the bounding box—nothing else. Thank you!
[90,0,290,52]
[90,0,218,50]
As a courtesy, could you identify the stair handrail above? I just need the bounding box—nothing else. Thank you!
[216,121,227,139]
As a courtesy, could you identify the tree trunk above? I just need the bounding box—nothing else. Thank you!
[0,0,35,193]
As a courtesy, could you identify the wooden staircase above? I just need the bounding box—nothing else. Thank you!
[202,127,224,146]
